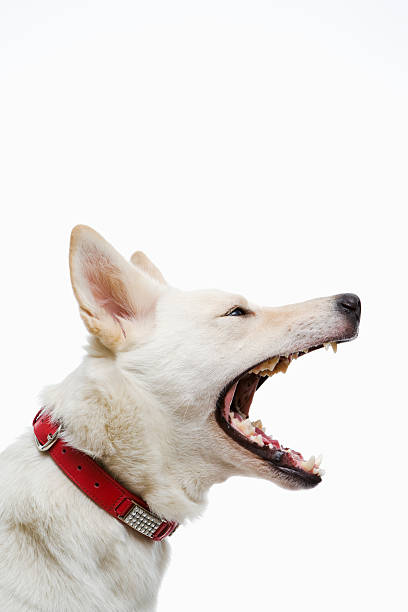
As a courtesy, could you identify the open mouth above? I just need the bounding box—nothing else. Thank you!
[216,340,347,488]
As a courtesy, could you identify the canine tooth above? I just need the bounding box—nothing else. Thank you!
[315,454,323,467]
[253,419,263,430]
[302,455,315,472]
[324,342,330,351]
[331,342,337,354]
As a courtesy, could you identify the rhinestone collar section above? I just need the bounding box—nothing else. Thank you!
[119,501,163,537]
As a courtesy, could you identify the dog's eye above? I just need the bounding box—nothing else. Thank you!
[225,306,248,317]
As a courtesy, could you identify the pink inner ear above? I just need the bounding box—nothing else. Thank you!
[84,249,136,322]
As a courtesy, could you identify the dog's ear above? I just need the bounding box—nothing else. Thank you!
[70,225,162,350]
[130,251,167,285]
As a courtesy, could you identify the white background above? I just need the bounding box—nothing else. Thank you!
[1,2,407,610]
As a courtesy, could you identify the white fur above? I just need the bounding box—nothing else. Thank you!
[0,226,354,611]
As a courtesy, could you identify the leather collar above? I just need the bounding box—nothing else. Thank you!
[33,409,178,541]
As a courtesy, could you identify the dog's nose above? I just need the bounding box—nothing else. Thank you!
[336,293,361,322]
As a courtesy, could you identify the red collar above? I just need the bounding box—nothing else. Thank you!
[33,409,178,541]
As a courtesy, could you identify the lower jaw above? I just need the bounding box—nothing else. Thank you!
[215,403,321,488]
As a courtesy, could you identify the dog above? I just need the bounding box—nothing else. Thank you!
[0,225,360,611]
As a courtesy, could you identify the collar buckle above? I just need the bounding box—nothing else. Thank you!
[33,409,62,452]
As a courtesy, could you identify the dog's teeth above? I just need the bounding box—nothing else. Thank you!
[331,342,337,353]
[318,468,325,476]
[251,434,264,446]
[249,356,279,376]
[237,420,256,436]
[267,356,280,369]
[253,419,263,430]
[324,342,330,351]
[275,358,290,374]
[302,455,315,472]
[315,454,323,467]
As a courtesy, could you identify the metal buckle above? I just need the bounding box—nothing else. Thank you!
[34,409,62,452]
[35,426,61,452]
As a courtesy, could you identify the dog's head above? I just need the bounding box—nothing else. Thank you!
[69,225,360,501]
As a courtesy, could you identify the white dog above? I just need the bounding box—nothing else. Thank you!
[0,226,360,611]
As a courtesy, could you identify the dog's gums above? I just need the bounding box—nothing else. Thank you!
[216,340,346,488]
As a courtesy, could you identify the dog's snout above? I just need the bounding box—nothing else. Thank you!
[335,293,361,322]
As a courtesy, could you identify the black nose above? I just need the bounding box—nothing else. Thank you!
[336,293,361,322]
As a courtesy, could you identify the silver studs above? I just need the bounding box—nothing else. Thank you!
[120,501,162,538]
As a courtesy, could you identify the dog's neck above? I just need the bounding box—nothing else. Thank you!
[41,342,234,525]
